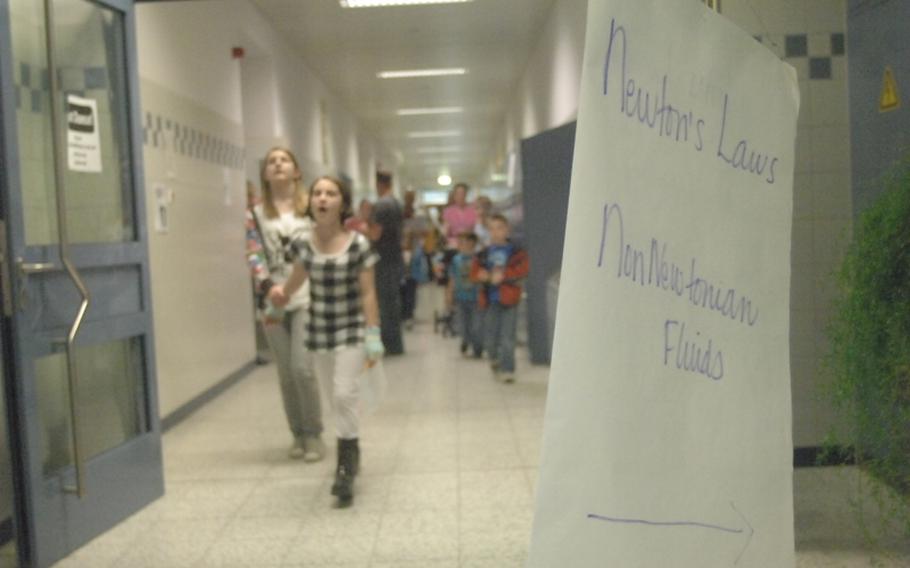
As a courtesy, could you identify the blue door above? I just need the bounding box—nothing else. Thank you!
[0,0,163,566]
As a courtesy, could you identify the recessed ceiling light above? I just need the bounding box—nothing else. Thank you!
[396,106,463,116]
[437,174,453,186]
[423,157,462,164]
[417,146,462,154]
[342,0,472,7]
[408,130,461,138]
[490,173,508,182]
[378,68,467,79]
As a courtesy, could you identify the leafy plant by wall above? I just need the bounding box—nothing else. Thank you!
[827,156,910,539]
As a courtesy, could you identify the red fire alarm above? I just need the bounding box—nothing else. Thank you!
[232,47,245,59]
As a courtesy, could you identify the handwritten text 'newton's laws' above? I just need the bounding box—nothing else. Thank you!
[603,18,781,185]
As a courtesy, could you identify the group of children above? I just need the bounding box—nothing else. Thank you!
[248,147,530,511]
[445,214,529,383]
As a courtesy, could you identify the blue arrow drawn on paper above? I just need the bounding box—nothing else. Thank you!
[587,501,755,564]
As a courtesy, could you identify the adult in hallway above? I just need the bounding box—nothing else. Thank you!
[246,147,325,462]
[442,182,477,249]
[368,171,405,355]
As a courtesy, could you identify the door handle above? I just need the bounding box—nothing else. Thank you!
[43,0,89,499]
[18,261,57,274]
[13,258,58,312]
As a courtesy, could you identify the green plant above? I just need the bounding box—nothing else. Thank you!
[826,155,910,541]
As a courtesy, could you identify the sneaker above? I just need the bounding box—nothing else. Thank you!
[288,439,305,459]
[501,374,516,384]
[302,436,326,463]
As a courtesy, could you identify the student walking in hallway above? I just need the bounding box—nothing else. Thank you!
[273,176,384,508]
[472,215,529,384]
[247,147,326,462]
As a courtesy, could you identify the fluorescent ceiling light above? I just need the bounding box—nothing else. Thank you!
[423,157,462,164]
[397,106,463,116]
[490,173,508,182]
[342,0,472,7]
[417,146,462,154]
[437,174,453,186]
[408,130,461,138]
[378,68,467,79]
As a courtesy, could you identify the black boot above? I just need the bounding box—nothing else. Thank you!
[331,438,359,507]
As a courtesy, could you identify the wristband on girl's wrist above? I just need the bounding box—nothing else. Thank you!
[364,326,384,360]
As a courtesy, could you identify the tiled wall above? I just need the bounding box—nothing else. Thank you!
[142,111,245,170]
[723,0,851,448]
[135,0,392,418]
[138,77,253,417]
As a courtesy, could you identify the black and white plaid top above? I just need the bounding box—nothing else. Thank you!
[296,231,379,352]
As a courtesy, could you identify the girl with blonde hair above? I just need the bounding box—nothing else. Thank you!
[247,147,325,461]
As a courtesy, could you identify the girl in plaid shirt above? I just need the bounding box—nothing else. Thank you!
[271,176,383,508]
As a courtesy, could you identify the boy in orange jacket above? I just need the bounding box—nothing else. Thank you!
[470,214,529,383]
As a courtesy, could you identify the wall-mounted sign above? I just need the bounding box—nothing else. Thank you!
[879,66,900,112]
[66,95,102,172]
[153,183,174,234]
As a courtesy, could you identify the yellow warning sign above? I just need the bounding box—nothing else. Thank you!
[879,66,900,112]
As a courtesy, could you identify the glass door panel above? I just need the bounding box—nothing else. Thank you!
[9,0,58,245]
[10,0,135,246]
[37,337,144,476]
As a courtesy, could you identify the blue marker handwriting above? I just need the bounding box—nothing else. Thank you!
[664,319,724,381]
[597,202,760,328]
[603,17,782,185]
[596,201,762,382]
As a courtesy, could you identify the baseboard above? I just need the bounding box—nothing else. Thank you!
[794,445,856,468]
[161,360,258,432]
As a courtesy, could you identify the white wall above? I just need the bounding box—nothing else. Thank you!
[491,0,588,173]
[135,0,388,417]
[234,3,392,197]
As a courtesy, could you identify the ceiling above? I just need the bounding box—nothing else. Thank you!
[249,0,557,190]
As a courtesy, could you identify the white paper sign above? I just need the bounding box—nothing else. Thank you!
[153,183,173,234]
[66,95,102,173]
[527,2,799,567]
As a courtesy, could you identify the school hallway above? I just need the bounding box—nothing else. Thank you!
[31,316,906,568]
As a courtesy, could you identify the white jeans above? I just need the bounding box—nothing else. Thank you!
[312,346,365,440]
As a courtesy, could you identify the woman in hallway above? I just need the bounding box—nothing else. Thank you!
[247,147,326,462]
[442,182,477,249]
[271,175,384,508]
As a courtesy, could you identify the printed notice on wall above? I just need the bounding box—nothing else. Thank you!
[153,183,174,234]
[527,1,799,567]
[66,94,102,173]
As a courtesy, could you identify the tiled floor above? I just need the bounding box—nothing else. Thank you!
[46,322,909,567]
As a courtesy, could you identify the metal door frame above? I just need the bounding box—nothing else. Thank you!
[0,0,163,565]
